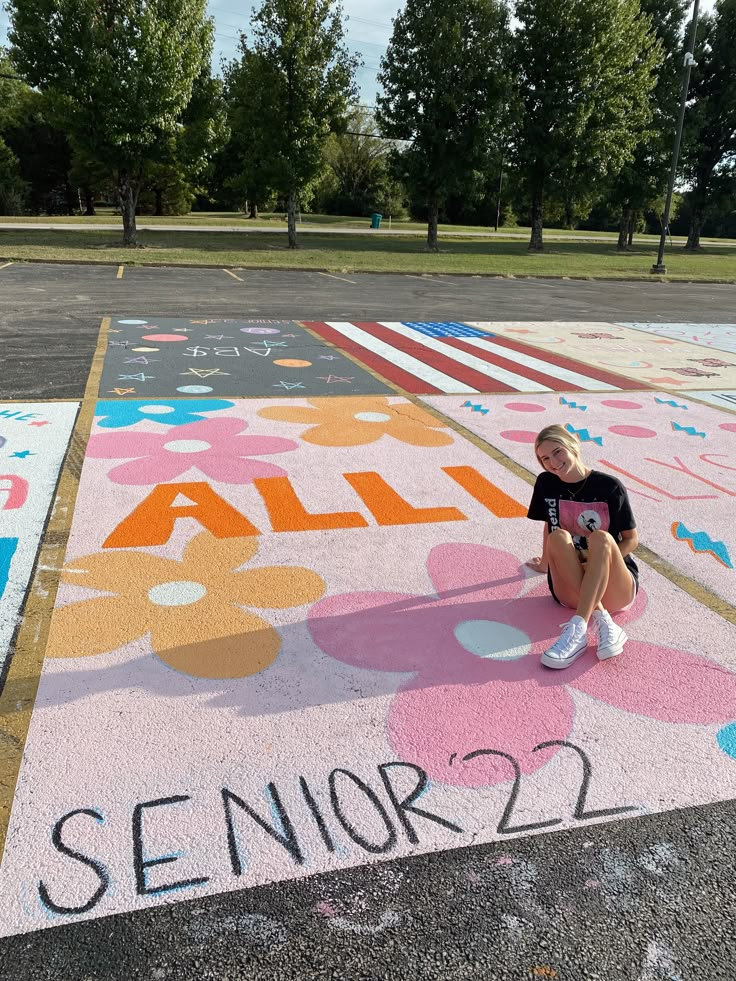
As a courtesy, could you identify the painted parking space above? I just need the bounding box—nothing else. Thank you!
[304,321,640,393]
[1,393,736,937]
[421,392,736,605]
[0,402,78,675]
[469,321,736,389]
[99,318,393,398]
[618,323,736,355]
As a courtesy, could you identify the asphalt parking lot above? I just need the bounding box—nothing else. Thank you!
[2,263,736,981]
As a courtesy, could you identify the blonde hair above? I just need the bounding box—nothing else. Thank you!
[534,424,583,466]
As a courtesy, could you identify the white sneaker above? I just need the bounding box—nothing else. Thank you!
[541,617,588,670]
[593,609,627,660]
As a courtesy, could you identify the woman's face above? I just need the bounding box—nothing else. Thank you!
[536,439,585,481]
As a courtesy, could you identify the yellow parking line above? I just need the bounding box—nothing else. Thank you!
[0,319,110,860]
[116,265,124,279]
[223,268,243,281]
[0,262,13,271]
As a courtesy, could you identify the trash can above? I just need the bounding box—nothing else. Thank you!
[370,212,382,229]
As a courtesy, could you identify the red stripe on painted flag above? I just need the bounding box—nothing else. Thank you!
[442,337,581,392]
[302,321,443,394]
[485,335,647,391]
[352,322,517,393]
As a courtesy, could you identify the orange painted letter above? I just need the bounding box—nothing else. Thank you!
[254,476,369,532]
[443,466,526,518]
[103,482,259,548]
[345,471,466,526]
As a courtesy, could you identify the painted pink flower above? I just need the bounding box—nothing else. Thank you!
[308,543,736,788]
[86,417,299,485]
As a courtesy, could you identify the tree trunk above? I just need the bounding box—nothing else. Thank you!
[426,199,439,251]
[528,188,544,251]
[627,213,635,247]
[249,200,258,220]
[118,173,139,247]
[154,188,163,217]
[64,177,76,216]
[83,186,96,216]
[287,188,298,249]
[617,206,632,251]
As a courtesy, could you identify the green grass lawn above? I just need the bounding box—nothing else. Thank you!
[4,209,735,245]
[1,227,735,280]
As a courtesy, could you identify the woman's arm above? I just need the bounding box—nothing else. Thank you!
[618,528,639,557]
[525,524,549,573]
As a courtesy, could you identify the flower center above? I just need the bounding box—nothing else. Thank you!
[140,405,176,415]
[148,580,207,607]
[454,620,530,660]
[354,412,392,423]
[162,439,212,453]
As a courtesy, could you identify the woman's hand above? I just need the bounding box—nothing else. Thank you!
[524,556,548,574]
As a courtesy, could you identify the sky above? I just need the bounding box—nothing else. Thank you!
[0,0,718,104]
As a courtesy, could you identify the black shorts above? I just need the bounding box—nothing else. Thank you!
[547,567,639,610]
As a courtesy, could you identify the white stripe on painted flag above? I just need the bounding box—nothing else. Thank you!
[460,337,621,392]
[378,322,554,393]
[324,321,479,394]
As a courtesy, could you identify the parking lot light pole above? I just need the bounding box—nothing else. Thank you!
[651,0,701,275]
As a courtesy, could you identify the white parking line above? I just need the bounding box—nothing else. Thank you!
[223,268,243,281]
[317,271,356,284]
[0,262,13,271]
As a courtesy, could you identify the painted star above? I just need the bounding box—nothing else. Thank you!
[109,388,137,395]
[317,375,354,383]
[272,381,306,390]
[118,373,155,381]
[180,368,230,378]
[10,450,34,458]
[124,356,160,365]
[204,334,234,340]
[318,355,339,360]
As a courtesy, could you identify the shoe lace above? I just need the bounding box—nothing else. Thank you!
[594,613,615,644]
[552,620,582,652]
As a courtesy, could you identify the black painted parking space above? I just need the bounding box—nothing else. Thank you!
[99,317,393,398]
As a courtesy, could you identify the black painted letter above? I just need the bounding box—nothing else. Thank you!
[132,795,209,896]
[378,762,464,843]
[221,784,303,874]
[38,808,109,915]
[328,768,397,854]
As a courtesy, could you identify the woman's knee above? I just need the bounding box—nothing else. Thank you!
[587,530,615,554]
[547,528,574,554]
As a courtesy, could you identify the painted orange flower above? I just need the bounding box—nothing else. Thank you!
[258,396,454,447]
[46,533,325,679]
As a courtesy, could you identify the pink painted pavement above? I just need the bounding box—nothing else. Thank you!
[422,392,736,605]
[1,396,736,936]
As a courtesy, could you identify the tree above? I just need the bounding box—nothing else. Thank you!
[222,49,278,220]
[608,0,689,251]
[377,0,511,251]
[141,65,227,215]
[512,0,662,251]
[0,51,28,213]
[8,0,214,244]
[240,0,359,247]
[681,0,736,250]
[314,107,405,217]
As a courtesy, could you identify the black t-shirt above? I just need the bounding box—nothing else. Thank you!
[527,469,639,580]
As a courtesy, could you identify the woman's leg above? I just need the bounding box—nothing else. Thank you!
[546,529,585,608]
[576,530,635,621]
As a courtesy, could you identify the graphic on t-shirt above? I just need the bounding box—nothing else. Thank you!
[559,500,610,537]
